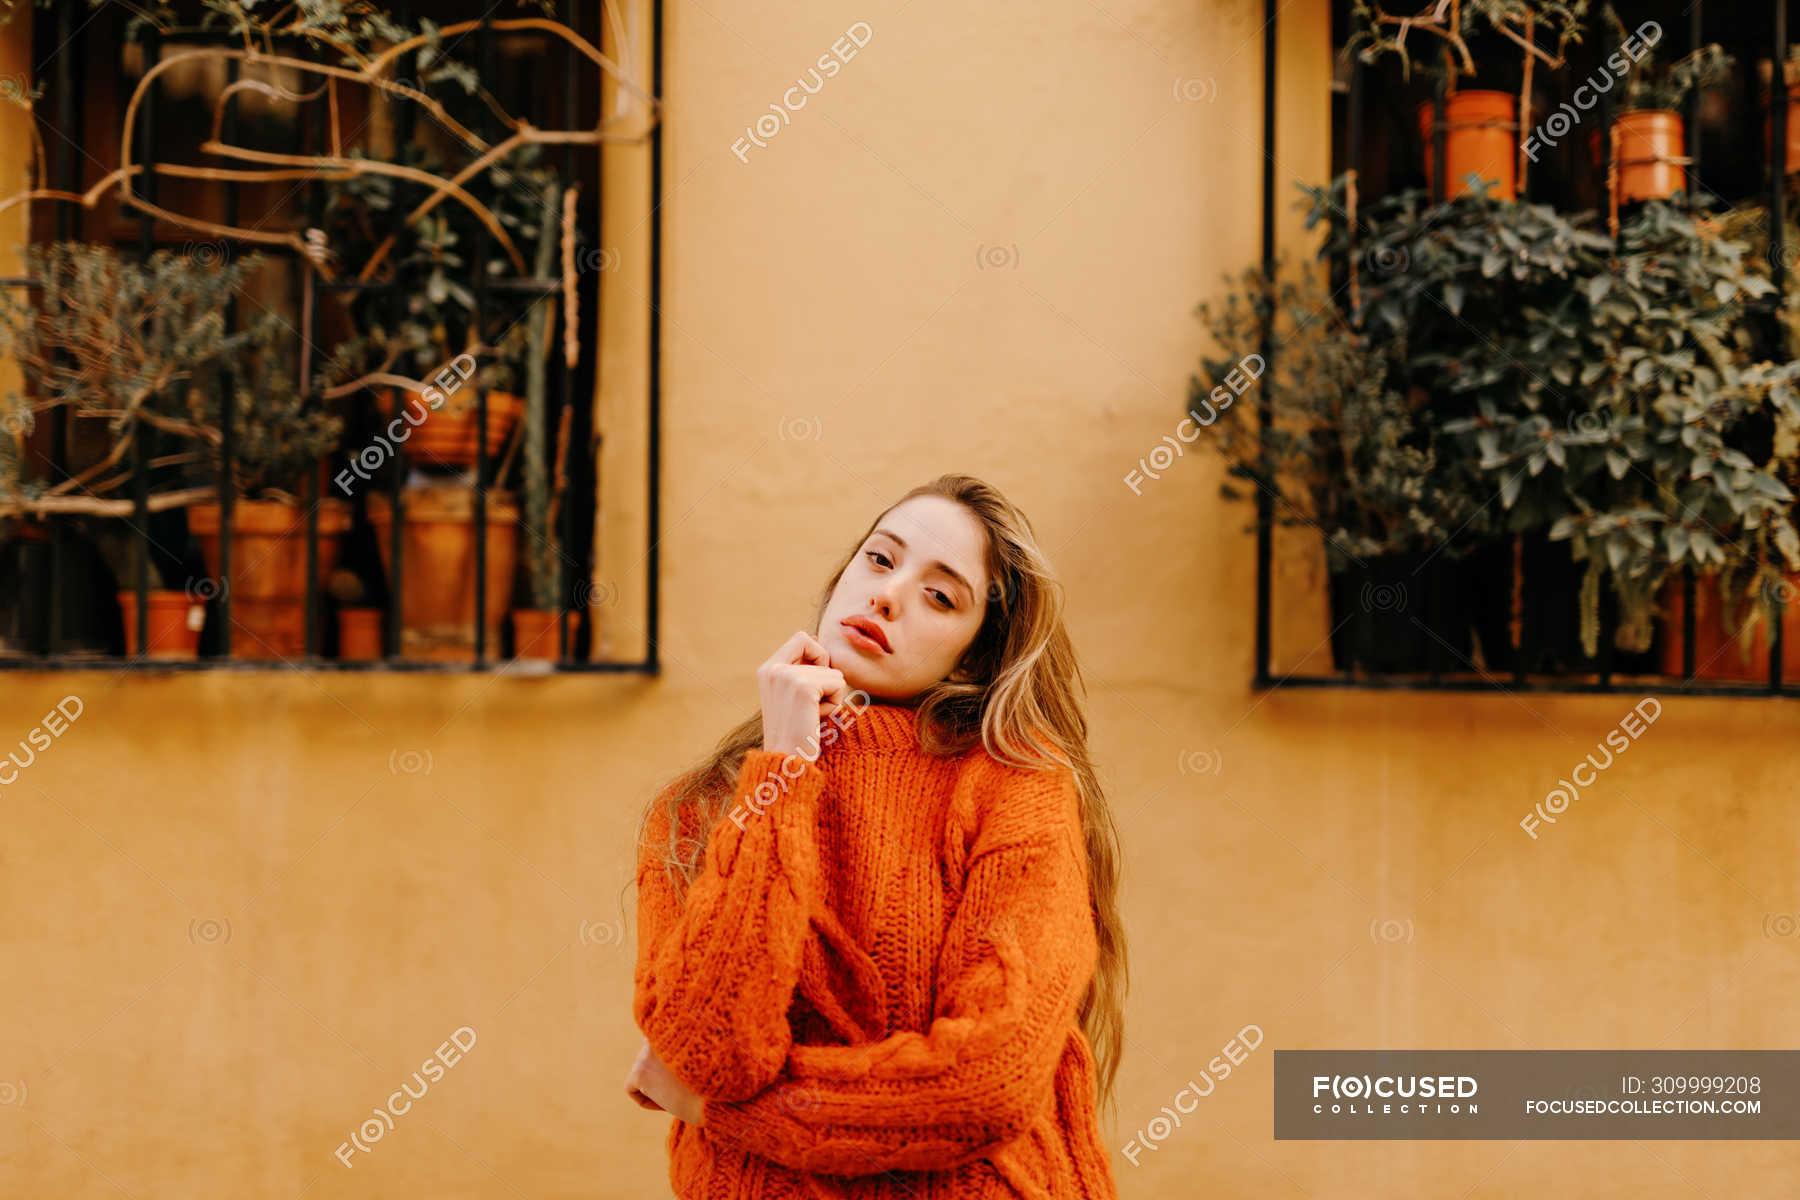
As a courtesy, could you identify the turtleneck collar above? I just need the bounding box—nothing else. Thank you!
[822,698,925,753]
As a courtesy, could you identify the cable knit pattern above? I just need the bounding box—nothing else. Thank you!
[634,700,1119,1199]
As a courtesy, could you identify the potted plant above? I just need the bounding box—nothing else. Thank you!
[0,242,285,654]
[1326,177,1628,670]
[322,145,562,662]
[1193,257,1515,675]
[1648,201,1800,679]
[326,566,384,661]
[1442,198,1800,675]
[1351,0,1588,200]
[318,140,558,474]
[1770,47,1800,176]
[178,325,348,660]
[508,178,572,662]
[366,481,519,661]
[90,524,205,659]
[1593,5,1733,205]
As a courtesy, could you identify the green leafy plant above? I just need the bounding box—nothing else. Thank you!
[318,139,569,400]
[0,242,277,512]
[1310,178,1617,560]
[1713,193,1800,361]
[1443,200,1800,656]
[519,179,566,612]
[170,353,344,503]
[1194,262,1495,569]
[1207,176,1800,665]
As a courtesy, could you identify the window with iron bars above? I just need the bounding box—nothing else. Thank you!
[1237,0,1800,697]
[0,0,663,674]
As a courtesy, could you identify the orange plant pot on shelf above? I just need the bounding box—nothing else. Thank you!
[510,609,562,661]
[1657,573,1800,681]
[1418,90,1517,200]
[117,590,204,659]
[1591,111,1687,204]
[380,389,522,470]
[368,484,519,662]
[187,498,351,659]
[337,605,385,660]
[1757,82,1800,172]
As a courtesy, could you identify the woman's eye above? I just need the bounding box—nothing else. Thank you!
[866,550,892,568]
[931,590,953,609]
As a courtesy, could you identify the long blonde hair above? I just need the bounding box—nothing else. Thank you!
[629,473,1128,1120]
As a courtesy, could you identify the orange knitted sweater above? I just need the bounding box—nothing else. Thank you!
[633,699,1119,1199]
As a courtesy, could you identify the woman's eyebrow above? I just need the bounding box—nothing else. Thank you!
[871,528,976,598]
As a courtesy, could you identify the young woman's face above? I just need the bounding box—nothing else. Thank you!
[818,495,992,702]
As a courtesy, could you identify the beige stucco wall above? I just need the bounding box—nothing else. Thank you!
[5,2,1799,1197]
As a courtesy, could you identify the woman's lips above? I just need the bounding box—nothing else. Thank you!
[841,620,890,654]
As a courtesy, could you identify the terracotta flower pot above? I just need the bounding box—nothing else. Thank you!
[1592,110,1687,204]
[367,483,519,661]
[337,605,385,660]
[510,608,562,661]
[117,589,205,659]
[1658,573,1800,681]
[1418,90,1517,200]
[187,498,351,659]
[380,388,522,470]
[1750,81,1800,172]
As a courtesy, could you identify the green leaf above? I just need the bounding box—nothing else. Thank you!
[1667,525,1690,562]
[1500,470,1523,508]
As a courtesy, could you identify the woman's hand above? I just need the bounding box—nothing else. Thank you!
[625,1037,706,1125]
[760,631,852,757]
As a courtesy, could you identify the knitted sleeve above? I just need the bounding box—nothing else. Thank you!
[633,749,829,1102]
[697,761,1096,1176]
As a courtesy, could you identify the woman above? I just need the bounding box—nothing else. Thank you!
[625,474,1127,1198]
